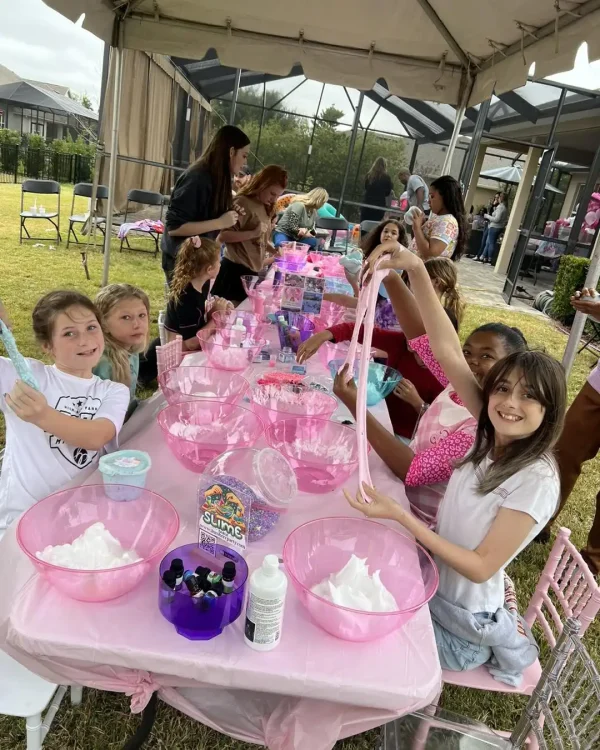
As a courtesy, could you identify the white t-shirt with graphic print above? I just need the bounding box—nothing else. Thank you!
[0,358,129,532]
[435,455,559,613]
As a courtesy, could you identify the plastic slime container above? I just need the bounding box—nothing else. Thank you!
[283,517,438,641]
[249,383,337,426]
[17,485,179,602]
[159,543,248,640]
[204,448,297,542]
[99,450,151,501]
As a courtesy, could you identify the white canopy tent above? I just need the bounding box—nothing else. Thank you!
[42,1,600,285]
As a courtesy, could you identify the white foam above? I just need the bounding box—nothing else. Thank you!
[36,521,141,570]
[311,554,398,612]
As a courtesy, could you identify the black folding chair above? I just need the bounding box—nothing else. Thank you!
[119,189,164,256]
[20,180,61,244]
[360,220,380,237]
[578,319,600,354]
[316,216,348,254]
[67,183,109,248]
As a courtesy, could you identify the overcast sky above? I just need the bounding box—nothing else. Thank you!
[1,0,598,130]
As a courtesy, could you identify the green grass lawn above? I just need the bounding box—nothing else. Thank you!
[0,182,598,749]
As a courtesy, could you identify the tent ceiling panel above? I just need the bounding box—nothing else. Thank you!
[43,0,600,106]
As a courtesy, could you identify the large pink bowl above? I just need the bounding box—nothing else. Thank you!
[250,384,337,427]
[197,328,266,371]
[265,417,362,493]
[17,485,179,603]
[318,339,354,370]
[280,241,310,264]
[159,366,249,405]
[158,400,265,472]
[312,301,348,332]
[283,517,438,641]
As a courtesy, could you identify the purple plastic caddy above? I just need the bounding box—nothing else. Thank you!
[274,310,315,353]
[158,543,248,640]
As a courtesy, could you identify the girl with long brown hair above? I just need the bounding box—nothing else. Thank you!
[212,164,288,302]
[161,125,250,283]
[361,156,393,223]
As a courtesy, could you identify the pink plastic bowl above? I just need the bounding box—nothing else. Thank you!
[159,366,249,405]
[197,328,266,371]
[312,301,347,332]
[318,340,355,370]
[283,517,438,641]
[265,417,363,493]
[158,400,265,472]
[17,485,179,603]
[211,310,266,338]
[250,384,337,427]
[280,241,310,264]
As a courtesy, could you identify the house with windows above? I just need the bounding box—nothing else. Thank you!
[0,64,97,141]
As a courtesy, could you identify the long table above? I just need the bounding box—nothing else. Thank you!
[0,323,441,750]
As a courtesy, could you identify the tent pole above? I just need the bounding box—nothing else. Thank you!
[459,95,491,192]
[337,92,364,217]
[562,229,600,377]
[101,41,123,287]
[409,140,419,172]
[229,69,241,125]
[441,101,465,175]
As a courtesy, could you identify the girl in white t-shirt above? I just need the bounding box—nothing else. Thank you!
[0,291,129,535]
[346,244,567,676]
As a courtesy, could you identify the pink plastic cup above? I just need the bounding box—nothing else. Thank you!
[249,384,337,427]
[265,417,363,493]
[159,366,249,405]
[16,485,180,603]
[158,400,265,472]
[283,517,439,641]
[197,328,266,371]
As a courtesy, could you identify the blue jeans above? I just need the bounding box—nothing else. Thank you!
[481,227,502,261]
[433,614,493,672]
[273,231,318,249]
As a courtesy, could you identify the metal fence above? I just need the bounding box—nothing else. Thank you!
[0,145,95,185]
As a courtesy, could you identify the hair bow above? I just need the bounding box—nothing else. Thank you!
[191,236,202,248]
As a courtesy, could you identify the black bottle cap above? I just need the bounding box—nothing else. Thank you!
[211,580,225,596]
[222,561,236,581]
[162,570,177,589]
[195,566,211,578]
[170,558,184,574]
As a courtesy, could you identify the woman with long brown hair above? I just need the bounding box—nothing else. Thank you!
[211,164,288,302]
[360,156,393,223]
[161,125,250,283]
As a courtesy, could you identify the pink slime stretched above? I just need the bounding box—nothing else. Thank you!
[340,259,391,501]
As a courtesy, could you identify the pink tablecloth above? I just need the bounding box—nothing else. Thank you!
[0,333,441,750]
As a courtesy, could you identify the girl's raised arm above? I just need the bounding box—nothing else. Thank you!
[367,247,483,418]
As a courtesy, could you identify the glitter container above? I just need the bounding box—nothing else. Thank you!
[99,450,152,501]
[204,448,297,542]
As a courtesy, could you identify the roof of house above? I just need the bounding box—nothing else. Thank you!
[26,80,70,97]
[0,64,20,86]
[0,80,97,120]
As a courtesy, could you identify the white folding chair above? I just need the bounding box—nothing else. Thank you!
[0,650,82,750]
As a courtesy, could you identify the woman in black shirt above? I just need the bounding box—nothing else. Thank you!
[360,157,393,223]
[161,125,251,283]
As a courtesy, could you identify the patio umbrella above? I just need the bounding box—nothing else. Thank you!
[480,165,564,194]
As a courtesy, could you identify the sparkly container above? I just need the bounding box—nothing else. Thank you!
[204,448,297,542]
[249,383,337,426]
[99,450,151,501]
[265,417,364,494]
[18,485,179,603]
[273,311,315,353]
[283,517,438,641]
[159,366,249,406]
[211,310,266,338]
[158,401,265,473]
[158,543,248,640]
[327,359,402,407]
[197,328,266,371]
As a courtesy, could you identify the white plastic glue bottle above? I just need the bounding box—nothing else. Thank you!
[244,554,288,651]
[231,317,246,346]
